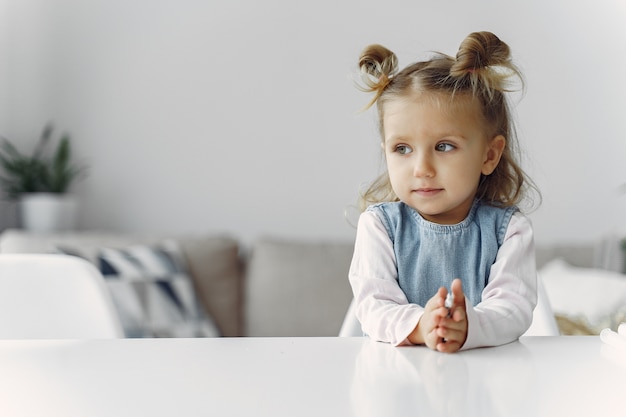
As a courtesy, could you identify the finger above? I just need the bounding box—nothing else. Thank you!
[425,329,443,350]
[432,306,451,321]
[439,315,468,349]
[439,316,465,331]
[436,309,466,329]
[436,287,448,307]
[436,325,462,352]
[451,305,466,322]
[438,326,465,343]
[425,287,448,311]
[451,279,465,305]
[437,340,462,353]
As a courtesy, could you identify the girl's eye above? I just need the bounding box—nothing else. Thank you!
[435,142,455,152]
[395,144,413,155]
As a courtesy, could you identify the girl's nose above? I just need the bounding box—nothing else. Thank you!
[413,154,435,178]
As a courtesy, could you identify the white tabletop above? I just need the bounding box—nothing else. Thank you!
[0,336,623,417]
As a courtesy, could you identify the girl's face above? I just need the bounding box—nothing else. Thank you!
[382,93,505,224]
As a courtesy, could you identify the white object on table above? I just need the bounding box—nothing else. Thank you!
[600,323,626,370]
[601,324,626,349]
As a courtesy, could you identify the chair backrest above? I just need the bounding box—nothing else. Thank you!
[0,254,124,339]
[338,298,362,337]
[522,273,560,336]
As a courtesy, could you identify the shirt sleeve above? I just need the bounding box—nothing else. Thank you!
[348,210,424,346]
[461,211,538,350]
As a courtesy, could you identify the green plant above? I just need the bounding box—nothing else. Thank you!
[0,124,87,199]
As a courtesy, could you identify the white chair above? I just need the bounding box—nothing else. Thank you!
[338,298,361,337]
[522,274,560,336]
[339,275,560,337]
[0,254,124,339]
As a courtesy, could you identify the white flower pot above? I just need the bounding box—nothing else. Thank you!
[19,193,78,232]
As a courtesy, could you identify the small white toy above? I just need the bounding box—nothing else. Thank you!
[445,292,454,317]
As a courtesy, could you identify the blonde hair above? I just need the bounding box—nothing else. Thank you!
[356,31,539,212]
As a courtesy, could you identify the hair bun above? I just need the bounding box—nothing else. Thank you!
[451,31,511,76]
[359,44,397,78]
[356,44,399,110]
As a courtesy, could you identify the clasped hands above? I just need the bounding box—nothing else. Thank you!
[408,278,468,353]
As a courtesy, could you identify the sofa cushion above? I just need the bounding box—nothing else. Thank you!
[58,242,220,338]
[245,238,355,337]
[177,237,243,336]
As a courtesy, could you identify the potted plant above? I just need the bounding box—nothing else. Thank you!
[0,123,87,232]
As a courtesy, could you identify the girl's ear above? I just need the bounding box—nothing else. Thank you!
[481,135,506,175]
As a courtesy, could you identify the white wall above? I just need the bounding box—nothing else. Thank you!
[2,0,626,246]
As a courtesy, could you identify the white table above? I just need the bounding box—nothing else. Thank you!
[0,336,623,417]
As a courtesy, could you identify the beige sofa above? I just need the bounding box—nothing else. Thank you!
[1,228,624,337]
[0,229,355,337]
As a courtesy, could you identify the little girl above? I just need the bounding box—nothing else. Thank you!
[349,31,540,353]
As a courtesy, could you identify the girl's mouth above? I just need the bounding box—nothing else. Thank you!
[414,188,443,196]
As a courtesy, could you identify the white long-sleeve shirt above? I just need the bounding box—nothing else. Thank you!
[348,210,537,349]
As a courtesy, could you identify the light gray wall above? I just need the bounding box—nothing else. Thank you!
[0,1,12,228]
[0,1,7,127]
[2,0,626,245]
